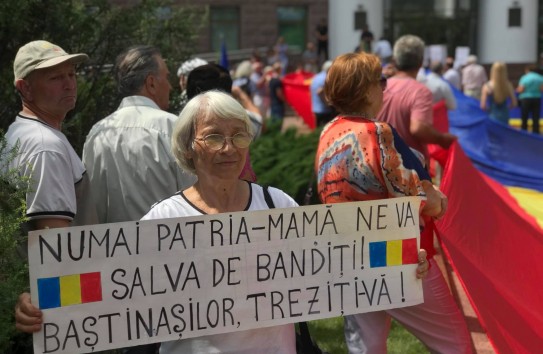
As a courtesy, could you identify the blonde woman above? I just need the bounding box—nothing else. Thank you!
[480,62,517,124]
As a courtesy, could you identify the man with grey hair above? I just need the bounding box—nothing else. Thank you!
[462,54,487,99]
[377,35,456,164]
[83,45,195,224]
[83,45,196,354]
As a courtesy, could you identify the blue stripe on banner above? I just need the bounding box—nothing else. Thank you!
[38,277,61,309]
[369,241,387,268]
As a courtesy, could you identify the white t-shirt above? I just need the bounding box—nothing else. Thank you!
[3,115,85,222]
[142,182,298,354]
[82,96,196,223]
[373,39,392,61]
[424,72,457,109]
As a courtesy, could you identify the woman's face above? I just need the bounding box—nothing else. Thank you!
[190,113,250,181]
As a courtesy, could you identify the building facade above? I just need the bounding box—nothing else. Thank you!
[330,0,539,66]
[110,0,540,76]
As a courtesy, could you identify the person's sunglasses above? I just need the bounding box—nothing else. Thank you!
[380,75,388,91]
[194,133,253,151]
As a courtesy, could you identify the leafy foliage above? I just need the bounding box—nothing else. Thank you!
[0,1,205,351]
[0,132,31,354]
[250,122,322,205]
[0,0,206,154]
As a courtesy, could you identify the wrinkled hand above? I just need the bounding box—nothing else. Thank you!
[15,292,42,333]
[421,180,448,220]
[416,249,429,279]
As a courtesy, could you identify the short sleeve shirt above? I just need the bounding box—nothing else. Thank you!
[315,116,429,204]
[376,77,434,158]
[3,115,85,221]
[518,72,543,99]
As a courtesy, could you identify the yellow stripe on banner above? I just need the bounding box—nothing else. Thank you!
[60,274,82,306]
[386,240,403,266]
[507,186,543,229]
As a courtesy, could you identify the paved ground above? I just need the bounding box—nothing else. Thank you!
[281,114,496,354]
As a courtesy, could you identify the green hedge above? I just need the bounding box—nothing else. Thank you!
[0,134,32,354]
[250,122,322,205]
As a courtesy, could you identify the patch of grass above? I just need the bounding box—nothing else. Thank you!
[307,317,428,354]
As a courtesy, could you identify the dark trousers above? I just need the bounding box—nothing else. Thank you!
[317,41,328,61]
[520,98,541,134]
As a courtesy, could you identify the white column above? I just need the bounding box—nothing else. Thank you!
[478,0,538,64]
[328,0,384,59]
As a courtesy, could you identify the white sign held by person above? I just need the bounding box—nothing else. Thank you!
[29,197,424,353]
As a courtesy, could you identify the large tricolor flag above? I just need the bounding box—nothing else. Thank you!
[435,87,543,353]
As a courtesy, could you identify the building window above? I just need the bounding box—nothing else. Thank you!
[210,6,239,51]
[508,7,522,27]
[354,11,368,30]
[277,6,307,50]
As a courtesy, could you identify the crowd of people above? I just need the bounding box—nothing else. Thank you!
[3,22,541,354]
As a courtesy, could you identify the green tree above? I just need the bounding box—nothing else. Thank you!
[0,132,31,353]
[0,0,206,154]
[0,1,205,351]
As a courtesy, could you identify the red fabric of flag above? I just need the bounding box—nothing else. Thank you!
[282,72,316,129]
[436,143,543,354]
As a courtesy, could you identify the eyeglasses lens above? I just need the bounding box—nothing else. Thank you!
[203,133,252,150]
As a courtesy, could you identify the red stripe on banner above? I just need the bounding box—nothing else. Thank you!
[401,238,418,264]
[436,143,543,354]
[80,272,102,303]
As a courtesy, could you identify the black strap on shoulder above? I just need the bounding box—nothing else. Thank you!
[262,185,276,209]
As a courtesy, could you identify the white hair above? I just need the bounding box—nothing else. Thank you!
[172,90,253,174]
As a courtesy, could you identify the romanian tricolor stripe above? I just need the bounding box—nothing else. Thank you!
[369,238,418,268]
[37,272,102,309]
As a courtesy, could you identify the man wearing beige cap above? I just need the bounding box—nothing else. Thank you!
[4,40,92,232]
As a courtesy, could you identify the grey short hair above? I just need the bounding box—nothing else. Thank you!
[467,55,477,64]
[430,61,443,74]
[393,35,425,71]
[172,90,254,175]
[115,45,161,97]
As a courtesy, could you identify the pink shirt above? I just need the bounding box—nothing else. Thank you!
[461,63,487,91]
[376,77,433,158]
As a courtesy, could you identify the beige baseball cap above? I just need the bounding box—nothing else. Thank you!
[13,40,89,85]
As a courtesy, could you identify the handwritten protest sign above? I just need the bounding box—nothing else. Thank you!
[28,197,424,353]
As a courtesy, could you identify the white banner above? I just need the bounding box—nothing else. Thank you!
[29,197,424,353]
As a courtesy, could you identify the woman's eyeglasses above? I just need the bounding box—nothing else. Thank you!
[380,75,388,91]
[194,133,253,151]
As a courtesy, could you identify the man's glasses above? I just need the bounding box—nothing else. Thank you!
[380,75,388,91]
[194,133,253,151]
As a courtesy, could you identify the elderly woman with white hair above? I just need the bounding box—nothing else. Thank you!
[141,90,299,353]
